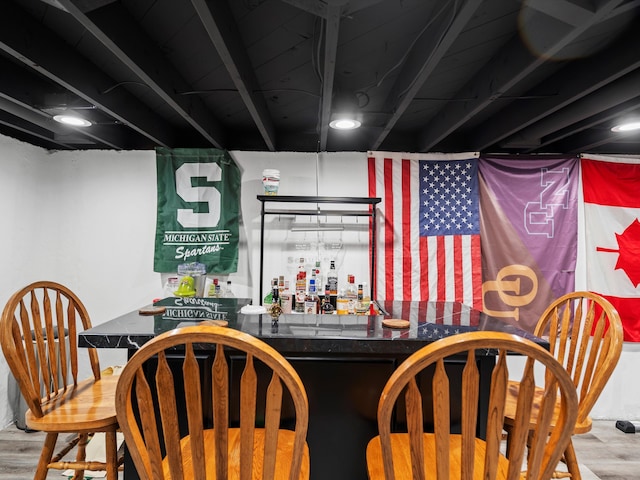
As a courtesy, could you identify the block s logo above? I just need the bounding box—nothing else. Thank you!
[175,162,221,228]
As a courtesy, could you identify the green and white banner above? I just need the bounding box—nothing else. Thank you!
[154,148,240,273]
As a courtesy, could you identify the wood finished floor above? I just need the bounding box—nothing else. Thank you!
[0,420,638,479]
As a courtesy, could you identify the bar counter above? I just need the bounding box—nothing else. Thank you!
[80,297,544,480]
[80,296,542,352]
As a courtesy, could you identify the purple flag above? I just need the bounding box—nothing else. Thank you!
[479,156,578,332]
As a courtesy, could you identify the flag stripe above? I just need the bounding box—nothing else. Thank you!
[420,237,429,299]
[582,159,640,207]
[437,235,446,300]
[384,159,394,299]
[368,157,377,295]
[454,235,463,302]
[471,235,483,310]
[402,160,412,300]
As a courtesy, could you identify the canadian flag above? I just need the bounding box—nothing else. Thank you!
[582,156,640,342]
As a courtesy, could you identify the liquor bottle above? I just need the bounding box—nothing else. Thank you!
[295,257,307,313]
[304,278,319,314]
[164,276,179,297]
[327,260,338,294]
[313,260,322,291]
[336,288,349,315]
[345,274,357,314]
[222,280,234,298]
[356,282,371,314]
[280,280,293,314]
[207,277,219,297]
[321,284,335,314]
[271,281,280,306]
[264,277,277,305]
[327,260,338,307]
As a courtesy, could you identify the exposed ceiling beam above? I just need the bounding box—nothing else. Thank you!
[57,0,226,148]
[280,0,328,18]
[417,0,625,152]
[555,127,640,154]
[0,95,126,149]
[524,0,592,26]
[0,108,73,149]
[526,96,640,153]
[0,56,127,148]
[191,0,275,151]
[471,15,640,151]
[503,67,640,150]
[0,1,174,148]
[319,4,341,151]
[371,0,482,150]
[281,0,384,17]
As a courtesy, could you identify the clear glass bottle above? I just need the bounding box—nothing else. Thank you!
[336,288,349,315]
[313,260,322,291]
[280,280,293,314]
[304,278,319,314]
[222,280,234,298]
[165,276,179,297]
[356,281,371,314]
[327,260,338,296]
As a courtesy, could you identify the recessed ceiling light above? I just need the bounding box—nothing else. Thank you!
[53,114,92,127]
[611,121,640,132]
[329,118,361,130]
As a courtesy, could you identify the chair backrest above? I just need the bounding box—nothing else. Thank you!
[0,281,100,418]
[534,291,623,425]
[375,331,578,480]
[115,324,309,480]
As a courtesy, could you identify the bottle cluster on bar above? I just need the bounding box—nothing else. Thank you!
[264,258,372,314]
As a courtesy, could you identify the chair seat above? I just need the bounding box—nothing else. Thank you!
[26,374,119,433]
[503,381,593,435]
[164,428,310,479]
[366,433,510,479]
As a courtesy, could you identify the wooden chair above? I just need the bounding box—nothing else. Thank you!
[0,281,123,480]
[503,291,624,479]
[115,323,310,480]
[366,331,578,480]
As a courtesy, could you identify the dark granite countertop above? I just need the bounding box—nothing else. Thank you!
[79,297,545,355]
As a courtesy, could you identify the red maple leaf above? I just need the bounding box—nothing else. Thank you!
[597,218,640,287]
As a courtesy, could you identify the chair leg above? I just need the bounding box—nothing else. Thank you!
[105,430,118,480]
[35,433,58,480]
[564,440,581,480]
[71,433,90,480]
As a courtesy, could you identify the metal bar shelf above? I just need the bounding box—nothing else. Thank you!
[257,195,381,301]
[263,209,376,217]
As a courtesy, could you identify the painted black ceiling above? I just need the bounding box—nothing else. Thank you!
[1,0,640,154]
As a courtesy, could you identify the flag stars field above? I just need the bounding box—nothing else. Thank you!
[420,159,479,236]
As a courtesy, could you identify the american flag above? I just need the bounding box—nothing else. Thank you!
[368,152,482,309]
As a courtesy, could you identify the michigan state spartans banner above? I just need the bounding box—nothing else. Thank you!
[154,148,240,273]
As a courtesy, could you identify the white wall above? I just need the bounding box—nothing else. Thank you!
[0,133,638,427]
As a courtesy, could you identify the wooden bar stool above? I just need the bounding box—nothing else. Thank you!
[115,323,310,480]
[503,291,624,479]
[0,281,123,480]
[366,331,578,480]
